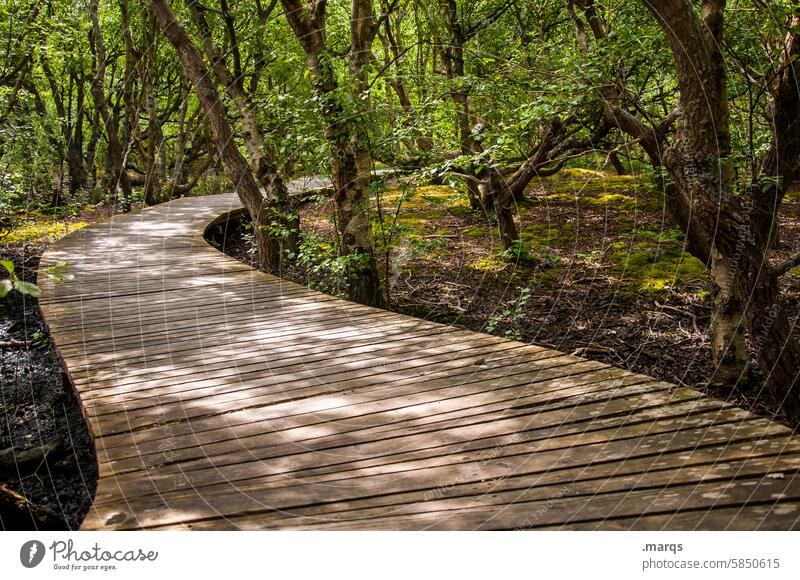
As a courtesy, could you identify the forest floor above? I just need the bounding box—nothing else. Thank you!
[219,167,800,428]
[0,205,110,529]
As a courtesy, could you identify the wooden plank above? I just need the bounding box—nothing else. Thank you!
[85,333,549,411]
[52,300,401,350]
[65,316,467,382]
[80,325,461,391]
[96,367,648,472]
[93,390,720,501]
[42,283,336,331]
[54,306,402,357]
[152,448,800,531]
[82,422,796,529]
[536,502,800,530]
[86,341,546,434]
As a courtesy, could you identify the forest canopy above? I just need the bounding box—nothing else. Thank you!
[3,0,800,427]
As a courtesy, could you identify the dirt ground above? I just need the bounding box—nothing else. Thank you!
[0,208,107,529]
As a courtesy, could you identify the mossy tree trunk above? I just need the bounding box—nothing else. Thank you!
[280,0,385,307]
[568,0,749,388]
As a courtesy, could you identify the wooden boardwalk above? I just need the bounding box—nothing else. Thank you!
[37,192,800,530]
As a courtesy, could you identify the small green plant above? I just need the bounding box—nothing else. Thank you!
[501,239,534,263]
[32,329,49,348]
[259,206,300,245]
[295,231,371,296]
[0,259,42,298]
[484,287,533,341]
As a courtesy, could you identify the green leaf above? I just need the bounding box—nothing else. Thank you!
[14,281,42,298]
[0,279,13,298]
[38,262,73,285]
[0,259,14,275]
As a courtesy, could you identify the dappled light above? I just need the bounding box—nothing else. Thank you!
[4,0,800,538]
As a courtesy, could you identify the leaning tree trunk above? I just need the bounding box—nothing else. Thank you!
[482,170,519,250]
[148,0,282,272]
[187,0,298,255]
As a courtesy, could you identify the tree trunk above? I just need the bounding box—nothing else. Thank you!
[85,107,101,190]
[470,123,519,249]
[142,13,163,205]
[120,0,140,206]
[484,170,518,250]
[709,249,748,387]
[378,6,434,155]
[40,57,67,206]
[644,0,800,425]
[187,0,298,253]
[280,0,385,307]
[89,0,133,212]
[148,0,281,272]
[607,150,627,176]
[66,70,87,198]
[569,0,751,386]
[439,0,481,210]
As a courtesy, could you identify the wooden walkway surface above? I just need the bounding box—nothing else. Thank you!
[37,192,800,530]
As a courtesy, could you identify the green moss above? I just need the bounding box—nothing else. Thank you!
[462,225,486,238]
[395,215,429,229]
[377,184,468,212]
[521,223,576,245]
[785,190,800,201]
[523,167,673,212]
[532,168,643,194]
[607,239,706,294]
[636,227,685,243]
[538,192,637,209]
[410,209,448,219]
[417,185,471,209]
[2,220,88,244]
[468,255,510,273]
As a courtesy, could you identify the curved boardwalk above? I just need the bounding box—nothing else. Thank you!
[38,192,800,530]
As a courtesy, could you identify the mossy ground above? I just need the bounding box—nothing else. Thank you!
[1,205,112,246]
[344,168,709,300]
[1,219,89,245]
